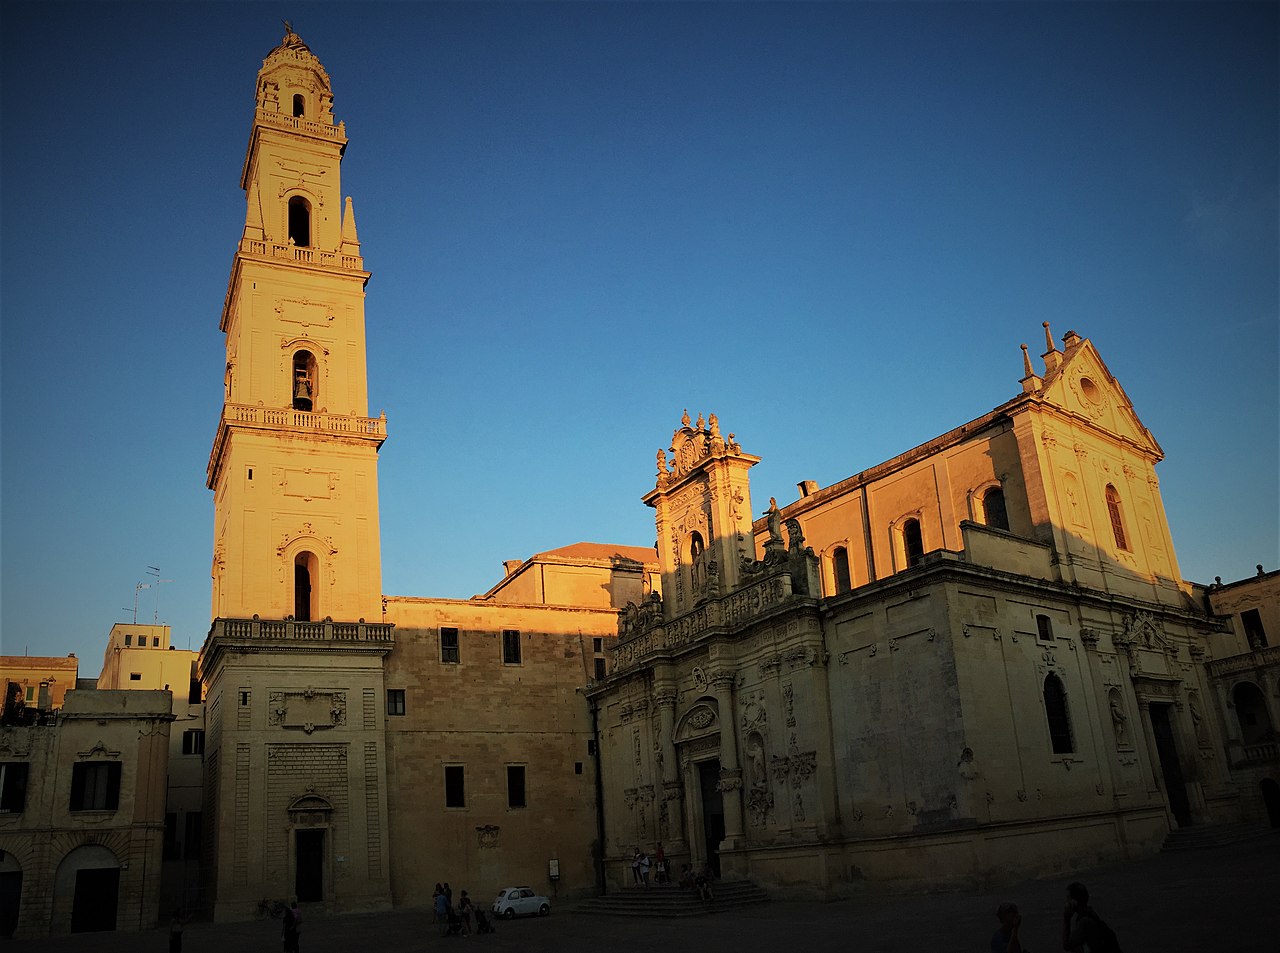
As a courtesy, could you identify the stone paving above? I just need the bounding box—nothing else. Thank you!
[12,833,1278,952]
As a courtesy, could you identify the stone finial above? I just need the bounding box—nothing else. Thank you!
[1041,321,1062,373]
[709,413,720,436]
[656,449,669,475]
[695,412,705,430]
[1043,321,1056,353]
[1259,564,1266,577]
[681,408,691,428]
[1021,344,1034,377]
[341,196,360,248]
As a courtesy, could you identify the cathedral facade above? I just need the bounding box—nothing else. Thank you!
[189,27,1272,924]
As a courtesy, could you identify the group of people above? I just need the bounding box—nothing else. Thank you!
[432,882,493,937]
[629,844,717,902]
[992,882,1123,953]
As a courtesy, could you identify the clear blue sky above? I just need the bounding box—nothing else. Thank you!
[2,2,1276,666]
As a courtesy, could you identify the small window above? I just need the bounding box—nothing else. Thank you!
[1043,674,1074,754]
[502,630,521,665]
[188,662,202,705]
[1241,609,1268,649]
[24,686,34,702]
[164,812,180,860]
[832,546,851,594]
[181,729,205,755]
[247,468,254,481]
[1036,615,1054,642]
[124,635,132,647]
[983,487,1009,531]
[440,627,459,664]
[386,689,406,716]
[444,765,465,808]
[592,637,603,653]
[293,93,305,118]
[1105,485,1128,550]
[594,657,607,680]
[0,762,29,813]
[903,519,924,568]
[587,740,597,756]
[130,673,142,682]
[184,811,203,861]
[575,762,583,775]
[70,762,122,812]
[507,765,526,808]
[239,690,251,706]
[153,637,161,647]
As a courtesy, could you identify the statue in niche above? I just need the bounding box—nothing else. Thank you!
[1109,693,1129,746]
[1188,695,1206,744]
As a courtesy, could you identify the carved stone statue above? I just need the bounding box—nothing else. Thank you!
[1109,694,1128,745]
[766,498,783,545]
[656,449,669,475]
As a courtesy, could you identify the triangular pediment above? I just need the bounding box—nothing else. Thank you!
[1040,337,1162,458]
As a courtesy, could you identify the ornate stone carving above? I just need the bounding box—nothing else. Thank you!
[716,768,743,792]
[476,825,500,849]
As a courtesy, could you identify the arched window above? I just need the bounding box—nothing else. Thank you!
[1105,484,1128,550]
[1232,682,1273,745]
[982,487,1009,531]
[287,196,311,248]
[292,350,316,411]
[1043,673,1074,754]
[902,519,924,569]
[831,546,851,594]
[294,551,318,621]
[293,94,306,118]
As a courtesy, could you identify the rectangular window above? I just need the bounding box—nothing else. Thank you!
[587,740,597,756]
[444,765,465,808]
[507,765,526,808]
[575,762,583,775]
[239,690,251,706]
[1242,609,1268,648]
[1036,615,1054,642]
[124,634,132,647]
[164,812,180,860]
[24,686,34,702]
[188,662,202,705]
[594,657,607,680]
[593,637,603,653]
[386,689,406,716]
[70,762,122,812]
[184,811,203,861]
[181,729,205,755]
[153,637,161,647]
[440,627,459,664]
[502,629,521,665]
[130,673,142,681]
[0,763,29,813]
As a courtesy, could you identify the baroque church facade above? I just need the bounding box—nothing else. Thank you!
[185,27,1274,924]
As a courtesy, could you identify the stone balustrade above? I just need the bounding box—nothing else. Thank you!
[210,617,393,644]
[240,237,363,272]
[255,108,347,142]
[222,403,386,437]
[1206,644,1280,678]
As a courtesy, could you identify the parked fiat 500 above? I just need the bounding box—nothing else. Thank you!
[491,886,550,919]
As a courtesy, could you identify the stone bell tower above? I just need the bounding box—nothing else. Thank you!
[199,29,394,921]
[207,26,386,623]
[644,411,761,617]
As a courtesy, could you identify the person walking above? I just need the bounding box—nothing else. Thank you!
[991,901,1025,953]
[1062,882,1123,952]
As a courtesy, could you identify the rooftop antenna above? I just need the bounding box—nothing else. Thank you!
[146,566,173,624]
[127,582,152,624]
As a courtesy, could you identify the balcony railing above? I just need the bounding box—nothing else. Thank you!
[222,403,386,437]
[1206,644,1280,678]
[211,617,393,644]
[255,108,347,142]
[240,238,363,272]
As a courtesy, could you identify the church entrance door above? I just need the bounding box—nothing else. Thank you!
[295,829,325,902]
[697,760,724,878]
[1149,703,1192,827]
[70,867,118,932]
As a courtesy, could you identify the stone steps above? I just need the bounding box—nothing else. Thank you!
[571,880,770,918]
[1161,822,1277,851]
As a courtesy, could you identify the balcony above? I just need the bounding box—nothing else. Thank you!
[207,403,386,485]
[1206,644,1280,678]
[254,107,347,143]
[238,237,363,272]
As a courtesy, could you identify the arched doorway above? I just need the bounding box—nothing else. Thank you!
[0,852,21,938]
[287,793,333,903]
[1261,778,1280,828]
[675,701,723,877]
[54,844,120,933]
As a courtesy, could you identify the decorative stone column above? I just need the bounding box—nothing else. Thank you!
[711,671,745,847]
[1136,701,1166,808]
[654,683,686,853]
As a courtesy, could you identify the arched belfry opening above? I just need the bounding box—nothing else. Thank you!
[294,551,318,621]
[293,93,305,118]
[292,350,316,411]
[287,196,311,248]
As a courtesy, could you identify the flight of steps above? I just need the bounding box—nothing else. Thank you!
[1161,821,1277,851]
[571,881,770,918]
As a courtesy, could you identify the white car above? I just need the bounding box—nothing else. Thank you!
[491,886,551,919]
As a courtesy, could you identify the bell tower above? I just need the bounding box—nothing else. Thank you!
[208,26,386,623]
